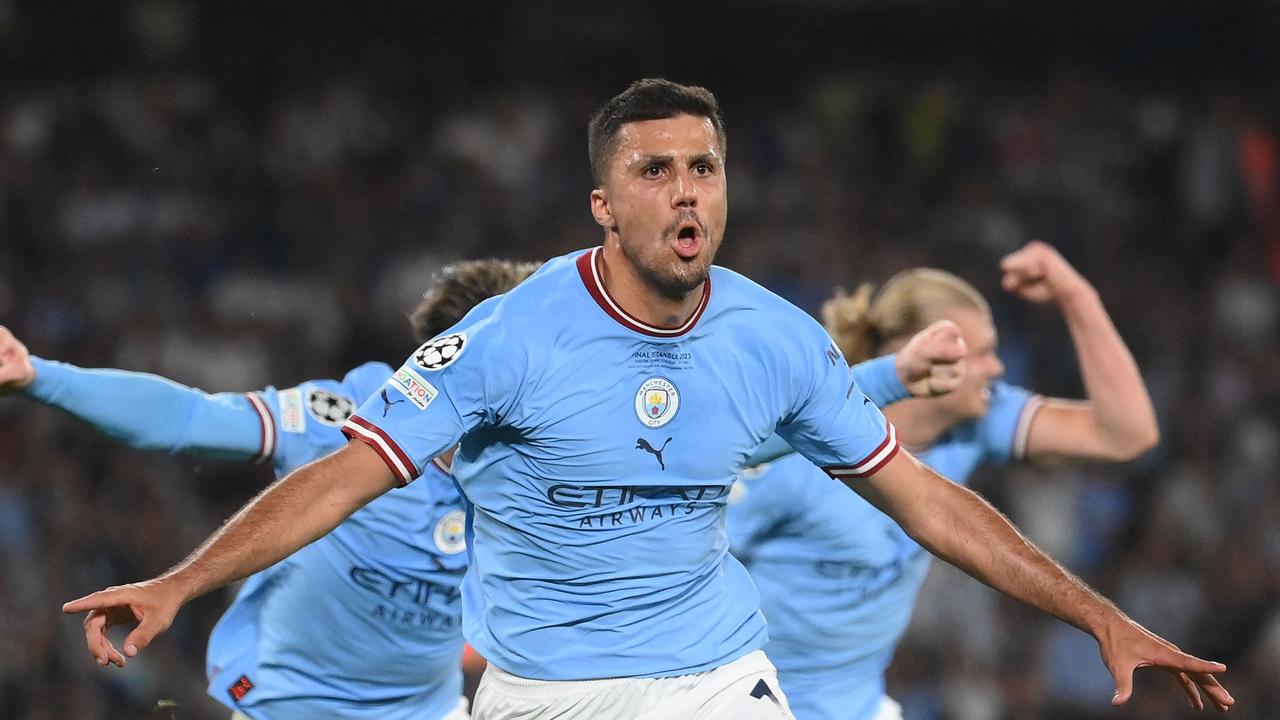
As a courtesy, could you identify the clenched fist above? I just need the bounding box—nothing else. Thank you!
[896,320,967,398]
[0,326,36,396]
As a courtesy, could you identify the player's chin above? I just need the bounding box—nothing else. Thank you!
[969,396,991,418]
[671,260,710,288]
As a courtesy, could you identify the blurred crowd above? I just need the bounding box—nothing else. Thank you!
[1,3,1278,719]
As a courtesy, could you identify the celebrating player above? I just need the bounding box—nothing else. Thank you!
[61,80,1232,719]
[1,257,960,719]
[1,260,537,719]
[727,242,1175,719]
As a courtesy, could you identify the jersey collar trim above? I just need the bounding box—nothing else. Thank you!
[575,247,711,338]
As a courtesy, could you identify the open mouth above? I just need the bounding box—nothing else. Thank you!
[673,222,702,259]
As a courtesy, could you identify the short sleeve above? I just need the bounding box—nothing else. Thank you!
[977,380,1043,464]
[255,362,392,475]
[774,318,900,481]
[342,306,525,485]
[849,354,911,408]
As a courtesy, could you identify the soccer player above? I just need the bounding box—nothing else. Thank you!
[726,241,1171,719]
[62,79,1232,719]
[2,260,962,719]
[0,259,538,720]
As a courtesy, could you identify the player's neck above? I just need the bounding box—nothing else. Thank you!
[884,400,957,451]
[599,243,705,329]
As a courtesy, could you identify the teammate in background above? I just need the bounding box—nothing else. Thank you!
[62,80,1231,719]
[0,259,539,720]
[727,241,1166,720]
[0,260,963,718]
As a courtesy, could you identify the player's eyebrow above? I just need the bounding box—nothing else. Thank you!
[631,152,720,169]
[633,153,675,168]
[689,152,719,167]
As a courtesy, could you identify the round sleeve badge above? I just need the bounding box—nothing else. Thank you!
[307,390,356,426]
[414,333,467,371]
[635,377,680,428]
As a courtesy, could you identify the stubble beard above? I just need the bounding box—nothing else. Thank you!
[621,235,716,301]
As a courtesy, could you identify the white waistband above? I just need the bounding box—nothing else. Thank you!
[482,651,772,701]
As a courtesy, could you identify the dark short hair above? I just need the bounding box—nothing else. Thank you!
[409,259,541,341]
[588,78,726,186]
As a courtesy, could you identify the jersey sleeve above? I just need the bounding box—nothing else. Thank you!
[743,354,906,468]
[773,319,900,481]
[977,380,1044,464]
[342,307,524,485]
[849,354,911,408]
[255,362,393,475]
[26,357,265,461]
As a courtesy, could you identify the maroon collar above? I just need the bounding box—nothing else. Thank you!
[575,247,711,338]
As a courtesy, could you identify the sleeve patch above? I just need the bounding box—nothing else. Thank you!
[390,366,439,410]
[307,389,356,426]
[279,388,306,433]
[413,333,467,371]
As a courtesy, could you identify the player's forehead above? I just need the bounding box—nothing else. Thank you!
[611,114,722,168]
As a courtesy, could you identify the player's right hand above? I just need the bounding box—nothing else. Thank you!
[0,325,36,395]
[896,319,967,398]
[62,578,187,668]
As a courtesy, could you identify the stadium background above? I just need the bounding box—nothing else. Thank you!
[2,1,1279,718]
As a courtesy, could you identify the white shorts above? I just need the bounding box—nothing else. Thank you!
[873,695,903,720]
[472,651,795,720]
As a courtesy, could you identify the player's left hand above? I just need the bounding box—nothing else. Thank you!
[1098,615,1233,712]
[0,325,36,396]
[1000,240,1093,306]
[896,319,966,398]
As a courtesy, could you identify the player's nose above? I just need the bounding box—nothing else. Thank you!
[989,355,1005,378]
[670,172,697,208]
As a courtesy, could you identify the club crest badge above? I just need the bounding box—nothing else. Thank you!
[434,510,467,555]
[635,377,680,428]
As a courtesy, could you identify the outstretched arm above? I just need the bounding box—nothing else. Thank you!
[62,440,396,667]
[0,326,264,460]
[849,450,1232,712]
[1000,242,1159,461]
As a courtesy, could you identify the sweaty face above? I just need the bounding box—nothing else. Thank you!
[593,114,727,299]
[935,306,1005,420]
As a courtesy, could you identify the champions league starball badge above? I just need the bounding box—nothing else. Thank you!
[414,333,467,371]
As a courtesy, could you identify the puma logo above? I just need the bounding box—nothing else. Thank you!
[380,388,406,417]
[635,437,673,471]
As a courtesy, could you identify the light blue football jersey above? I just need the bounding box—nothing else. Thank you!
[206,361,470,720]
[25,356,472,718]
[726,381,1039,720]
[343,247,900,682]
